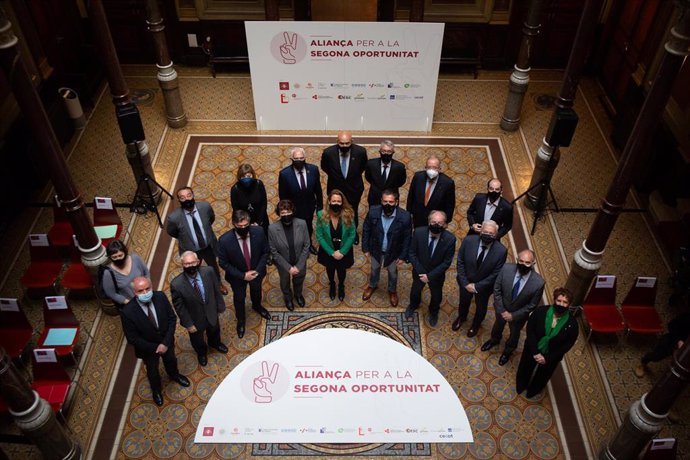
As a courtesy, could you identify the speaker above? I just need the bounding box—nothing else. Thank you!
[116,104,146,144]
[547,108,579,147]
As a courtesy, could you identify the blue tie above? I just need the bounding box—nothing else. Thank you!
[340,155,348,177]
[428,236,436,258]
[511,277,521,300]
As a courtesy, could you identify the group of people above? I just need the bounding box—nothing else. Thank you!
[104,131,579,404]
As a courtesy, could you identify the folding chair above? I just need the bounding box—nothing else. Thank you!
[93,197,123,246]
[37,296,80,364]
[621,277,664,335]
[0,298,34,361]
[581,275,626,340]
[31,348,72,424]
[61,237,95,295]
[47,205,74,248]
[20,234,64,294]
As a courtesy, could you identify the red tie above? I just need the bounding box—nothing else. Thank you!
[242,238,251,270]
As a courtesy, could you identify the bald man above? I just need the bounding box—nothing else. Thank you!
[321,131,368,244]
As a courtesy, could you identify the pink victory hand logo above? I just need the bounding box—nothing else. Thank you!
[270,32,307,64]
[253,361,280,403]
[280,32,298,64]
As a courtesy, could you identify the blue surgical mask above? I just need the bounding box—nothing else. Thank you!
[137,291,153,303]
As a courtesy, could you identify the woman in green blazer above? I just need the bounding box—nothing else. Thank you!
[316,189,356,301]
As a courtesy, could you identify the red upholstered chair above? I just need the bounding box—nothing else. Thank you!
[37,296,80,364]
[61,238,94,295]
[642,438,677,460]
[20,234,64,293]
[93,197,123,247]
[47,206,74,248]
[581,275,626,340]
[31,348,72,422]
[0,298,34,361]
[621,277,664,335]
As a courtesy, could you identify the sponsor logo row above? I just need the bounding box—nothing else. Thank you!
[280,93,424,103]
[279,82,421,90]
[203,426,461,436]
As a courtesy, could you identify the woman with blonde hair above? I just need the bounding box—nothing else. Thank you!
[316,189,356,301]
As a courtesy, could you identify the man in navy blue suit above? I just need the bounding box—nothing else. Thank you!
[361,189,412,307]
[278,147,323,254]
[406,156,456,228]
[218,210,270,338]
[467,178,514,240]
[405,210,457,327]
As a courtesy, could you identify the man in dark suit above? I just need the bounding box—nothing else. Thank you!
[481,249,545,365]
[120,276,190,406]
[364,140,407,205]
[453,220,508,337]
[217,210,270,339]
[320,131,368,243]
[405,210,457,327]
[166,186,228,295]
[362,189,412,307]
[278,147,323,254]
[170,251,228,367]
[467,178,514,240]
[406,155,456,228]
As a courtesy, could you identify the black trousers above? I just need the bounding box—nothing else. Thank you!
[197,246,222,281]
[409,274,444,315]
[641,333,676,364]
[326,265,347,285]
[189,322,222,357]
[516,349,560,396]
[490,315,528,355]
[458,287,491,329]
[229,278,263,324]
[142,346,180,393]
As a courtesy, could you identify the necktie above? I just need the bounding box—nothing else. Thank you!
[241,237,251,270]
[299,170,306,190]
[192,278,204,302]
[428,236,436,258]
[340,155,348,178]
[512,277,521,300]
[146,303,158,329]
[382,164,388,182]
[476,245,487,267]
[190,211,207,250]
[424,179,434,206]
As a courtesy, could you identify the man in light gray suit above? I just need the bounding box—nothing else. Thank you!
[481,249,545,366]
[166,186,228,295]
[170,251,227,367]
[268,200,311,310]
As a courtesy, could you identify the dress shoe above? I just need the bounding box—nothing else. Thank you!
[237,323,245,339]
[404,305,417,319]
[427,313,439,328]
[362,286,376,301]
[219,284,229,296]
[254,306,271,320]
[309,245,318,256]
[329,282,336,300]
[525,389,540,398]
[338,283,345,301]
[354,235,360,245]
[266,254,274,266]
[451,316,465,331]
[467,327,478,338]
[295,295,305,308]
[481,340,498,352]
[212,342,228,354]
[498,353,511,366]
[389,291,399,307]
[152,390,164,406]
[285,296,295,311]
[198,354,208,366]
[172,374,191,387]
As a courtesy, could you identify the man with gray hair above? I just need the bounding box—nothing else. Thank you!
[278,147,323,254]
[453,220,507,337]
[364,140,407,205]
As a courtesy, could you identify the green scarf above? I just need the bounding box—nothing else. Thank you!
[537,305,570,355]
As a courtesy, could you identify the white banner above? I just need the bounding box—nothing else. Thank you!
[245,22,444,131]
[196,328,472,443]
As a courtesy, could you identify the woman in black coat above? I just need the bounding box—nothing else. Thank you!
[516,287,579,398]
[230,163,269,234]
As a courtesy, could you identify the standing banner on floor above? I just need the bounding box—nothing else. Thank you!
[245,22,444,131]
[195,329,472,443]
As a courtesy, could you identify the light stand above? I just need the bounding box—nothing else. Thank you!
[128,140,172,228]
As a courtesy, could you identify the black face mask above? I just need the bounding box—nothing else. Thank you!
[480,233,495,245]
[382,204,396,215]
[180,199,195,210]
[183,264,199,276]
[487,191,501,202]
[553,304,569,315]
[380,154,393,164]
[292,160,305,171]
[235,226,250,238]
[281,215,294,226]
[330,203,343,213]
[112,257,126,268]
[516,263,532,276]
[429,224,443,235]
[338,145,350,154]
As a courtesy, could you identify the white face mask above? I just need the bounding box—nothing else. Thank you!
[426,168,439,180]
